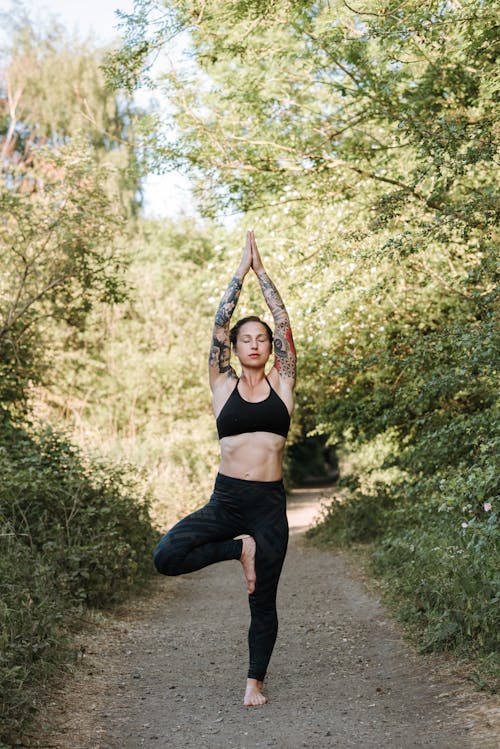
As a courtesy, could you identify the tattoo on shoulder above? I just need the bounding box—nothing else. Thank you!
[209,336,235,376]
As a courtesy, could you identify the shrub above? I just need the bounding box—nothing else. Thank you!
[0,421,159,745]
[372,506,499,658]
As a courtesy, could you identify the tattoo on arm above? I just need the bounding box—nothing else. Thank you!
[273,322,297,379]
[256,272,288,324]
[257,271,297,381]
[209,274,242,376]
[214,275,243,327]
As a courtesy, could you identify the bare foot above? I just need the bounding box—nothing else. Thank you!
[240,536,256,594]
[243,678,267,707]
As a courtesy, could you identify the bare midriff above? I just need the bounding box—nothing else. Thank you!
[218,432,286,481]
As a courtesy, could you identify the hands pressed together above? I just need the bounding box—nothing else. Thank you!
[238,229,265,277]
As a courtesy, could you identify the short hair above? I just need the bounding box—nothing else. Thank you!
[230,316,273,347]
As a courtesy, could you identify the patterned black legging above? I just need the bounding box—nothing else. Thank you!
[153,472,289,682]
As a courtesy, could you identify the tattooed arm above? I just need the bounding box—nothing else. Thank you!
[208,236,251,391]
[250,232,297,387]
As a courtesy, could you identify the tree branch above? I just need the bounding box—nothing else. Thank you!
[0,276,65,339]
[1,74,24,161]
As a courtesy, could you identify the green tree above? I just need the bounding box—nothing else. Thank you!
[0,138,128,414]
[1,7,142,213]
[0,12,144,415]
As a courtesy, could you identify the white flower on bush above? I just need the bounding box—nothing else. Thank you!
[483,502,492,512]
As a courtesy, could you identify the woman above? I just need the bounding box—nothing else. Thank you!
[153,230,296,707]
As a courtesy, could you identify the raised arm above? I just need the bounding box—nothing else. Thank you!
[250,232,297,387]
[208,236,251,391]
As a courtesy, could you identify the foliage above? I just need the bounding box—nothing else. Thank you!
[0,420,158,745]
[0,138,128,414]
[372,502,499,658]
[0,10,145,413]
[0,18,157,744]
[111,0,498,221]
[0,9,142,213]
[111,0,499,673]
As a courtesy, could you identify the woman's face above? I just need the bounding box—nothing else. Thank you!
[234,321,272,366]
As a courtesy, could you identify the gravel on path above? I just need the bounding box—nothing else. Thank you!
[30,487,499,749]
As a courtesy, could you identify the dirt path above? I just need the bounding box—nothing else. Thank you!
[32,487,498,749]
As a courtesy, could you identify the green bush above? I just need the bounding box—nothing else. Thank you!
[0,421,159,745]
[373,506,499,656]
[0,535,69,745]
[307,438,500,690]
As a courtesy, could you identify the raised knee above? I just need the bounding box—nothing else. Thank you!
[153,543,181,576]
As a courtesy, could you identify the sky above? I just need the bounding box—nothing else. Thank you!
[0,0,135,48]
[0,0,195,218]
[18,0,135,45]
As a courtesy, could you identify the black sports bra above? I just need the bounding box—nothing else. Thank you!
[216,378,291,440]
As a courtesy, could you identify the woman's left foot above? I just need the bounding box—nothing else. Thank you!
[244,678,267,706]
